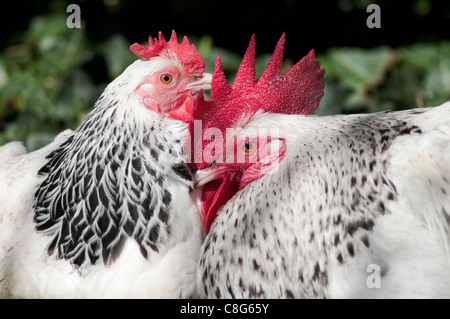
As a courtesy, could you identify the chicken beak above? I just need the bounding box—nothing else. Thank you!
[195,167,238,233]
[184,73,213,94]
[194,166,228,188]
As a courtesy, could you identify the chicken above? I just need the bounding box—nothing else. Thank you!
[191,34,450,298]
[0,31,211,298]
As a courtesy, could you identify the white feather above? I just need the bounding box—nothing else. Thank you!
[199,101,450,298]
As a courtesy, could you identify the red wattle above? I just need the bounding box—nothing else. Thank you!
[201,173,240,233]
[168,94,194,122]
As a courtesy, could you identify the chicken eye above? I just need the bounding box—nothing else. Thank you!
[243,141,256,153]
[160,74,173,84]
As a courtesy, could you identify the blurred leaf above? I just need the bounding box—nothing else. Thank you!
[197,35,214,60]
[0,13,97,150]
[25,131,60,151]
[207,47,242,75]
[422,43,450,105]
[26,14,69,44]
[314,81,350,115]
[255,53,273,78]
[102,34,136,79]
[399,42,438,70]
[55,68,100,124]
[323,47,394,109]
[0,58,7,88]
[38,30,93,77]
[376,62,420,109]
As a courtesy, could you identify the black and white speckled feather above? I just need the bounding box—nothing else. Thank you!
[34,97,192,269]
[199,102,450,298]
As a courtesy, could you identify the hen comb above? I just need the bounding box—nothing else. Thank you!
[130,30,205,74]
[189,33,325,167]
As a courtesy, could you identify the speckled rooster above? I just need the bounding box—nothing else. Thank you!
[0,31,211,298]
[192,34,450,298]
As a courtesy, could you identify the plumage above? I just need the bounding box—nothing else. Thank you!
[191,35,450,298]
[0,31,210,298]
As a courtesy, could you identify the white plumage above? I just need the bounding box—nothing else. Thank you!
[187,33,450,298]
[197,101,450,298]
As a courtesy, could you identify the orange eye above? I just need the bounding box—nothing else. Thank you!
[243,141,256,153]
[160,74,173,84]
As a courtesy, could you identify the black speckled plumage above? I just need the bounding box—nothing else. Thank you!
[33,92,193,270]
[199,104,450,298]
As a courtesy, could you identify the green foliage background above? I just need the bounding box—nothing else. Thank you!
[0,3,449,150]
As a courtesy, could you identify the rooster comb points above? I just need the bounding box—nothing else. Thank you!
[130,30,205,72]
[192,33,325,133]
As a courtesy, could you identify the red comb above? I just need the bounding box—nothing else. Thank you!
[130,30,205,74]
[189,33,324,168]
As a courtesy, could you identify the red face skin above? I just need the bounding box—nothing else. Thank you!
[130,31,211,121]
[195,134,286,232]
[136,66,212,122]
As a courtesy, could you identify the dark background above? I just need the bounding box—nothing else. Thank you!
[2,0,449,59]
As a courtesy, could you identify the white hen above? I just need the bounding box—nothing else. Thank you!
[191,34,450,298]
